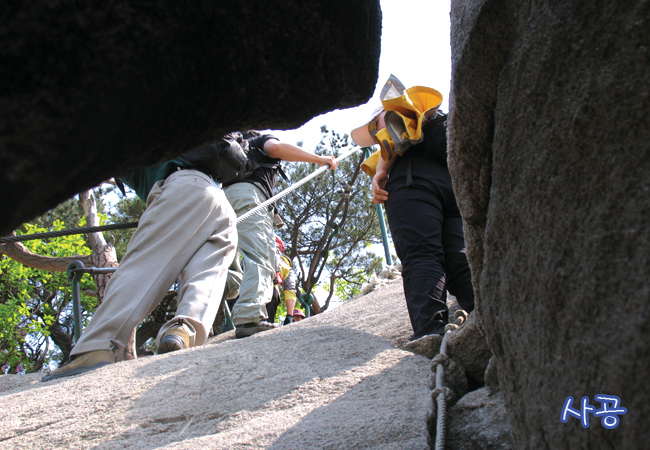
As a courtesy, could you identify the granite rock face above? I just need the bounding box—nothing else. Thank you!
[446,313,491,386]
[448,0,650,448]
[0,1,381,235]
[0,280,432,450]
[447,388,513,450]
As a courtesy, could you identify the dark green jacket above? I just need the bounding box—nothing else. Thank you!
[121,158,187,202]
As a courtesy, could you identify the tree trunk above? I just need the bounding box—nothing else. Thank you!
[2,189,137,363]
[78,190,119,302]
[78,190,135,360]
[292,154,364,314]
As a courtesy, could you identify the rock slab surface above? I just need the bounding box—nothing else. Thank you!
[0,280,433,449]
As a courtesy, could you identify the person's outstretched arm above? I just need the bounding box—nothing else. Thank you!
[371,155,397,204]
[263,139,338,170]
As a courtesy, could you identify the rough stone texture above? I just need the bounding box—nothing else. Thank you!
[0,373,41,394]
[484,356,499,392]
[449,0,650,448]
[306,278,414,351]
[0,280,433,449]
[446,313,491,386]
[0,1,381,236]
[446,388,513,450]
[442,357,469,407]
[404,334,442,359]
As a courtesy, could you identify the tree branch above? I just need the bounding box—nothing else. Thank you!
[0,237,92,272]
[79,190,119,305]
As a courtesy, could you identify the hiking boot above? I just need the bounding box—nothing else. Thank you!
[158,318,191,354]
[235,321,279,339]
[41,350,115,382]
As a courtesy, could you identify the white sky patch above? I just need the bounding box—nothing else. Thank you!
[268,0,452,150]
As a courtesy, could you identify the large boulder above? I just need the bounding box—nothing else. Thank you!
[448,0,650,448]
[0,280,433,449]
[0,1,381,235]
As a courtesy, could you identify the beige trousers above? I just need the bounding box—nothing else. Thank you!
[71,169,237,355]
[223,183,275,326]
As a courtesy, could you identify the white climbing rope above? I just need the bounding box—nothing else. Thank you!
[432,332,452,450]
[236,147,360,224]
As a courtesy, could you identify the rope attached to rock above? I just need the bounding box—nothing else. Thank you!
[432,331,452,450]
[431,309,469,450]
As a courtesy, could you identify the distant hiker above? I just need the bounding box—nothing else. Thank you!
[223,131,338,339]
[42,138,239,382]
[352,75,475,342]
[291,309,306,322]
[265,236,299,324]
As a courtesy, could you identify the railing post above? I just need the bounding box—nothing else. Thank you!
[223,300,235,331]
[364,148,392,266]
[299,293,313,318]
[65,263,118,343]
[66,260,85,344]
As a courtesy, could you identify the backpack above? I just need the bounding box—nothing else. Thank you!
[179,133,248,185]
[359,74,445,178]
[114,134,249,199]
[419,112,448,166]
[221,133,288,187]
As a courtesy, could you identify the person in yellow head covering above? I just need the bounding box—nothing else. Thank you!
[351,75,475,342]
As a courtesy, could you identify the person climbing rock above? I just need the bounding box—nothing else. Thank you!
[222,131,337,338]
[291,309,306,322]
[352,75,475,342]
[42,140,238,381]
[265,236,299,324]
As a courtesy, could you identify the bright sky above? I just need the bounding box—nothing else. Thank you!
[268,0,452,150]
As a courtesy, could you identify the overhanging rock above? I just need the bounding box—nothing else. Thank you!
[0,1,381,235]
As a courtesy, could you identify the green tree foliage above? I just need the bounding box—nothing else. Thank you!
[0,220,95,374]
[276,127,384,308]
[1,187,156,372]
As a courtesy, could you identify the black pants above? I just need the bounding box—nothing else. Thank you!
[265,286,280,323]
[385,156,474,340]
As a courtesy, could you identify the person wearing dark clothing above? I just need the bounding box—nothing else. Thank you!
[352,76,474,341]
[382,123,474,339]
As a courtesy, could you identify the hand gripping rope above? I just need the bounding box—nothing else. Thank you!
[3,149,360,342]
[236,146,360,224]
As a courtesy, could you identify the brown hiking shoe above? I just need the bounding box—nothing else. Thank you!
[158,318,191,354]
[41,350,115,382]
[235,321,279,339]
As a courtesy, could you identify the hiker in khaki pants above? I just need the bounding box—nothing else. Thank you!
[221,130,338,338]
[43,159,237,382]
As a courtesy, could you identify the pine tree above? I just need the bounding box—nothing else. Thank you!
[275,127,385,311]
